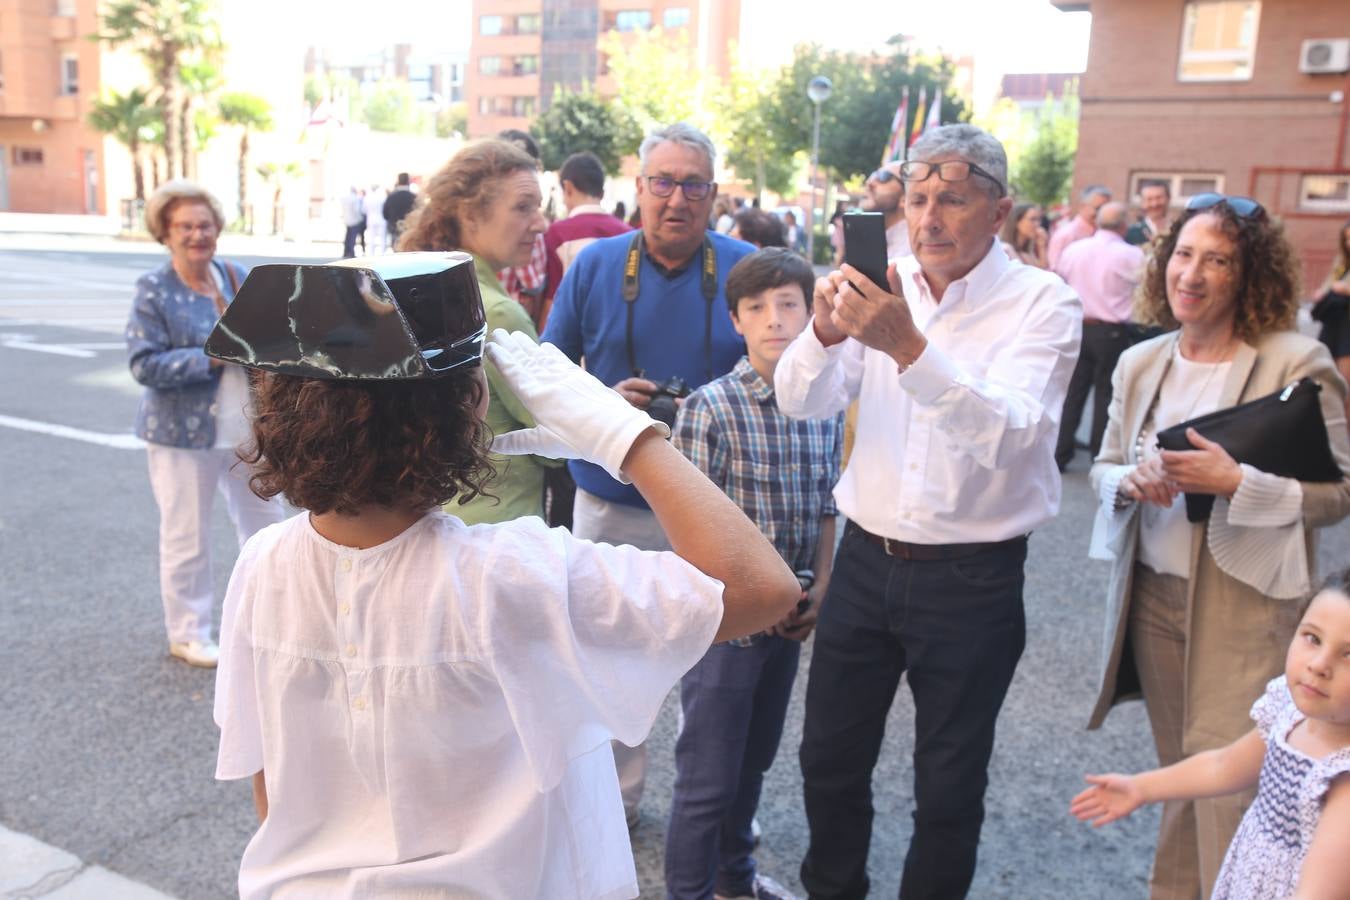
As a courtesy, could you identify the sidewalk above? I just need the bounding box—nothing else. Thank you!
[0,826,179,899]
[0,212,344,259]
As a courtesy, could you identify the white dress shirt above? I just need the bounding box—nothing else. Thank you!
[215,511,723,899]
[775,240,1082,544]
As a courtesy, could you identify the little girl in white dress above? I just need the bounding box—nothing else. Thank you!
[1071,569,1350,899]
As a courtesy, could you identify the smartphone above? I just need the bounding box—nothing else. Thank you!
[843,211,889,293]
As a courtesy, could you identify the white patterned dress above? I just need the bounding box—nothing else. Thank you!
[1211,677,1350,899]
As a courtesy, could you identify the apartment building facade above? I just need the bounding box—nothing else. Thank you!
[0,0,105,214]
[1055,0,1350,287]
[467,0,740,138]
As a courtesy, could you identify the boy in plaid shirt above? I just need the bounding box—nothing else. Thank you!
[667,248,844,900]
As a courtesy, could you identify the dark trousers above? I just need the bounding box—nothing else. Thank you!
[1055,320,1132,469]
[666,636,801,899]
[799,523,1027,900]
[342,222,365,258]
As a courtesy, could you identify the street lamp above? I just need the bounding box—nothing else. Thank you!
[805,75,833,264]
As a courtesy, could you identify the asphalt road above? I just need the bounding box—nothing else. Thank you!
[1,238,1345,899]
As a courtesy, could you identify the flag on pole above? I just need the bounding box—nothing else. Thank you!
[881,86,909,166]
[925,89,942,133]
[908,86,927,148]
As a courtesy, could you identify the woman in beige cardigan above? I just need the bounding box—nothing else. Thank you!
[1087,195,1350,900]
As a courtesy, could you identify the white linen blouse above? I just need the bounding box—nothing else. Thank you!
[214,511,723,899]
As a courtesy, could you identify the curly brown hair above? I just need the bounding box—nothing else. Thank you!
[242,371,495,515]
[396,140,538,252]
[1135,203,1301,342]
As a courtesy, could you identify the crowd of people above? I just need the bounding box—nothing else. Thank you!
[121,114,1350,900]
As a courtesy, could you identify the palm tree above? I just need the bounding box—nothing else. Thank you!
[87,88,158,201]
[256,161,304,236]
[98,0,221,181]
[177,58,222,180]
[218,92,273,224]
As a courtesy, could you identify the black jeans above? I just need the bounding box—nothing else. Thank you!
[1055,320,1132,469]
[799,523,1027,900]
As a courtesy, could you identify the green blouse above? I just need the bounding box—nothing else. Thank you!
[449,256,554,525]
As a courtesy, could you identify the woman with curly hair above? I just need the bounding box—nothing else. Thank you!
[396,139,558,524]
[211,273,801,895]
[1084,194,1350,898]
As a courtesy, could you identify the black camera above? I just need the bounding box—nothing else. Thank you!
[646,375,690,429]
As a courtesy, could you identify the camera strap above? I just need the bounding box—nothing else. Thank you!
[622,231,717,383]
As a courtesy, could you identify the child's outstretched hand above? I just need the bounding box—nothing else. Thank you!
[1070,774,1145,827]
[485,330,667,484]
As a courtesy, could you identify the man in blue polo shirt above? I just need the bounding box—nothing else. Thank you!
[542,121,754,827]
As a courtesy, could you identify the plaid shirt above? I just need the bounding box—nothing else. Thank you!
[673,357,843,645]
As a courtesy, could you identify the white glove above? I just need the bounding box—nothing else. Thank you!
[484,329,668,483]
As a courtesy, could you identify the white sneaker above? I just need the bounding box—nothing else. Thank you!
[169,639,219,668]
[715,874,800,900]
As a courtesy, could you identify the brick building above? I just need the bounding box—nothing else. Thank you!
[467,0,741,138]
[0,0,105,214]
[1054,0,1350,287]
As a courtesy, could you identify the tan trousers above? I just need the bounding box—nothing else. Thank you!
[1129,564,1251,900]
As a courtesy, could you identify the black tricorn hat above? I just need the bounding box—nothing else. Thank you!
[204,252,485,380]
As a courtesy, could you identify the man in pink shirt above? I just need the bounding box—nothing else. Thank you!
[1053,201,1144,471]
[542,151,632,325]
[1047,184,1111,269]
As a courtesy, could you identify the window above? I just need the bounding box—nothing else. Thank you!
[614,10,652,31]
[1178,1,1260,82]
[516,13,541,34]
[1130,171,1225,204]
[55,0,76,14]
[512,96,536,117]
[14,147,44,166]
[60,53,78,96]
[663,7,690,28]
[1299,175,1350,213]
[479,56,502,76]
[513,55,539,76]
[480,15,503,36]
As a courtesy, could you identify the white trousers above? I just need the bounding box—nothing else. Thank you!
[145,445,286,644]
[571,488,672,817]
[366,220,389,253]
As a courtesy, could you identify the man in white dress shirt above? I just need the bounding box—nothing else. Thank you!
[775,124,1081,899]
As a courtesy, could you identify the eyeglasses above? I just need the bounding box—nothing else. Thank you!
[868,169,899,185]
[1184,192,1265,220]
[170,222,219,236]
[899,160,1006,197]
[643,176,715,201]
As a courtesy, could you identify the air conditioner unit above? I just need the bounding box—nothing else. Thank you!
[1299,38,1350,74]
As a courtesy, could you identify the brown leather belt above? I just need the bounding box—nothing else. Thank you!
[1082,317,1126,327]
[849,522,1027,561]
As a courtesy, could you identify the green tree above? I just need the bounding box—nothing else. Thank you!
[97,0,222,181]
[1010,91,1079,207]
[533,86,638,174]
[363,81,426,134]
[716,50,802,201]
[87,87,158,201]
[436,102,467,139]
[177,57,222,178]
[256,161,304,235]
[218,92,274,223]
[763,39,969,185]
[603,28,718,136]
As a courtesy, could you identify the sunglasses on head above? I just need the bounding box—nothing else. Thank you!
[868,169,899,185]
[1184,192,1265,220]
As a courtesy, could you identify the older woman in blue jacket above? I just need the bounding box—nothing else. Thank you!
[126,181,285,668]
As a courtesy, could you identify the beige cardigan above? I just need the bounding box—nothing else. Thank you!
[1086,330,1350,753]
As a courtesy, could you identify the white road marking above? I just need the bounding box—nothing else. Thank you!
[0,335,95,357]
[0,414,144,449]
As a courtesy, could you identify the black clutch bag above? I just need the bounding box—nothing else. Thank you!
[1154,377,1342,523]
